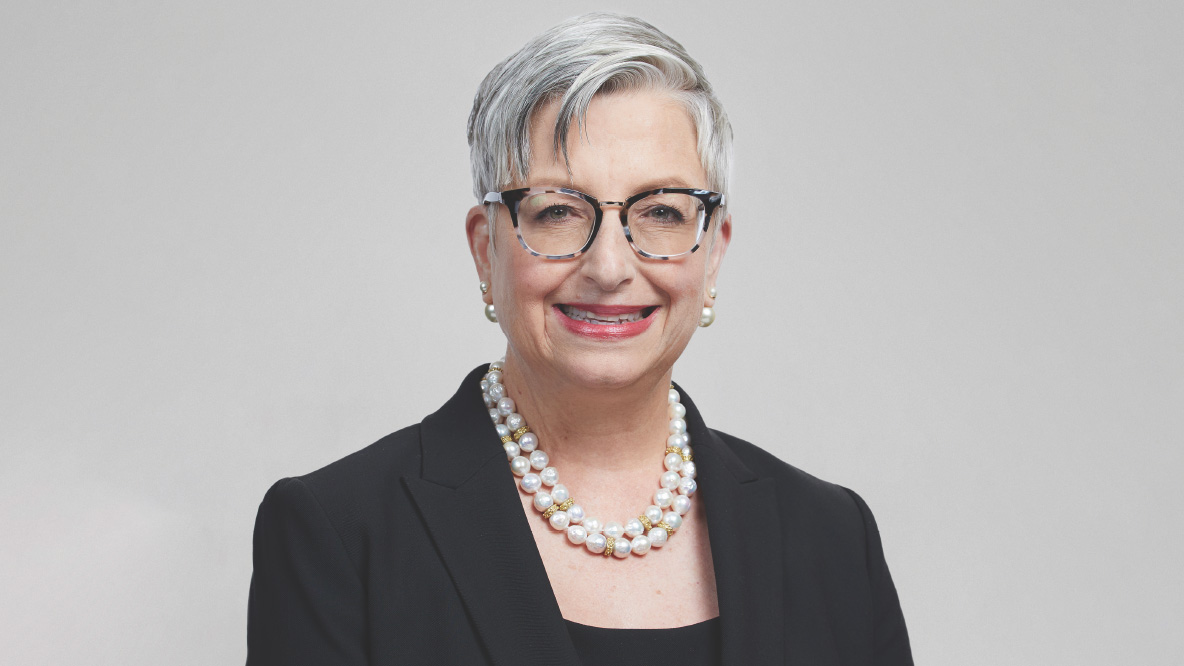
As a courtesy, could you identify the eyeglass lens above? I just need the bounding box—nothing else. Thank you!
[514,190,705,257]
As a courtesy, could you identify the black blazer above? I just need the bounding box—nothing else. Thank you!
[247,366,913,665]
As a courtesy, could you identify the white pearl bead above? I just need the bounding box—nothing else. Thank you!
[668,402,686,419]
[539,466,558,486]
[624,518,644,537]
[529,450,549,470]
[612,537,631,558]
[668,388,680,404]
[567,503,585,524]
[699,306,715,327]
[567,525,588,545]
[664,452,683,472]
[517,432,538,452]
[654,488,674,508]
[661,470,681,490]
[585,533,607,554]
[680,461,697,479]
[488,408,501,423]
[488,383,505,400]
[667,434,685,449]
[647,527,668,547]
[672,495,692,515]
[510,456,530,476]
[550,484,570,503]
[532,491,553,511]
[630,535,651,555]
[483,393,494,407]
[496,397,515,416]
[663,512,683,530]
[677,433,690,447]
[583,517,603,534]
[681,445,693,459]
[520,473,541,493]
[645,505,663,525]
[549,510,570,530]
[495,423,511,439]
[669,418,687,435]
[678,477,697,496]
[480,379,490,392]
[604,521,625,538]
[505,413,524,431]
[503,442,519,460]
[486,370,502,384]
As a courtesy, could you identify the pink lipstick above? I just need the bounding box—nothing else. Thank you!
[554,303,658,340]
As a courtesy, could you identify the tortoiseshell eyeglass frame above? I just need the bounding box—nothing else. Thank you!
[482,186,725,260]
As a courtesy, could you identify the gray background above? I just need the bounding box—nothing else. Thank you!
[2,0,1180,664]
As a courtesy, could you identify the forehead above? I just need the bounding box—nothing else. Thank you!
[525,90,706,193]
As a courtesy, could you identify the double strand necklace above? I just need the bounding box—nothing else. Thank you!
[481,359,698,558]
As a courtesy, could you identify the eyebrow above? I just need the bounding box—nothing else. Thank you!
[524,178,704,198]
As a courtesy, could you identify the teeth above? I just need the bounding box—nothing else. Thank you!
[561,305,646,325]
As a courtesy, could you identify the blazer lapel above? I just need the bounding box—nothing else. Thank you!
[402,366,581,666]
[404,368,785,664]
[679,384,787,665]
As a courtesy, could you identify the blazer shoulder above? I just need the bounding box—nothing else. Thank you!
[707,427,873,545]
[258,424,424,558]
[709,428,856,505]
[298,423,423,494]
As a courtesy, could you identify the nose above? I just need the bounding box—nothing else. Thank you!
[578,206,634,291]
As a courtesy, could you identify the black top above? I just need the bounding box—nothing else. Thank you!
[565,618,722,665]
[247,365,913,665]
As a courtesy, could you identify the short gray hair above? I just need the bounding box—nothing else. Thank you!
[467,13,733,205]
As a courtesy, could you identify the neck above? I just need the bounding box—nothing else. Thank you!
[499,350,673,475]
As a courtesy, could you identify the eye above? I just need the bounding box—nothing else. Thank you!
[538,205,576,222]
[650,206,682,221]
[636,204,688,224]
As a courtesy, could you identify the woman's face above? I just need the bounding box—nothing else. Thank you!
[467,89,730,390]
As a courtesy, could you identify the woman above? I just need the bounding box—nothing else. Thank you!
[248,13,912,665]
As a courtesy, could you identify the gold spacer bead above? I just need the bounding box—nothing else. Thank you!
[665,446,682,455]
[558,498,575,511]
[542,504,558,519]
[500,435,513,445]
[656,521,675,538]
[512,426,530,441]
[638,515,652,531]
[604,536,615,557]
[682,449,693,462]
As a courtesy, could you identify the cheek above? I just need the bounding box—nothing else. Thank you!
[493,252,562,316]
[663,267,707,309]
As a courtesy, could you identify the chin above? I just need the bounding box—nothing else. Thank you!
[536,349,651,391]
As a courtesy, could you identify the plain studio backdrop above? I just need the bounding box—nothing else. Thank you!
[1,0,1180,664]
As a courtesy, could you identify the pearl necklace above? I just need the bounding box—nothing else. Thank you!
[481,359,698,559]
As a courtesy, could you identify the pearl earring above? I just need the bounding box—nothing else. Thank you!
[485,303,498,322]
[699,287,717,327]
[699,306,715,327]
[480,281,489,294]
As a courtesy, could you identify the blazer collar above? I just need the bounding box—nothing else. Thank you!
[404,366,785,665]
[681,386,787,664]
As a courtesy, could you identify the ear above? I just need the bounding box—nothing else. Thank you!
[466,204,494,305]
[704,212,731,306]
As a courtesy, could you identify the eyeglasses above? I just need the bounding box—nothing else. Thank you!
[483,186,725,260]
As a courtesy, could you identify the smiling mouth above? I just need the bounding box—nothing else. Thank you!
[558,304,658,325]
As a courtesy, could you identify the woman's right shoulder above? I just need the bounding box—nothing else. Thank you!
[256,423,425,535]
[300,423,424,491]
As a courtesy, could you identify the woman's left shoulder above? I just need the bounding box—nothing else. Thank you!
[706,428,880,534]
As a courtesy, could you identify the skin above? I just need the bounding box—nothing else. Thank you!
[465,89,731,628]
